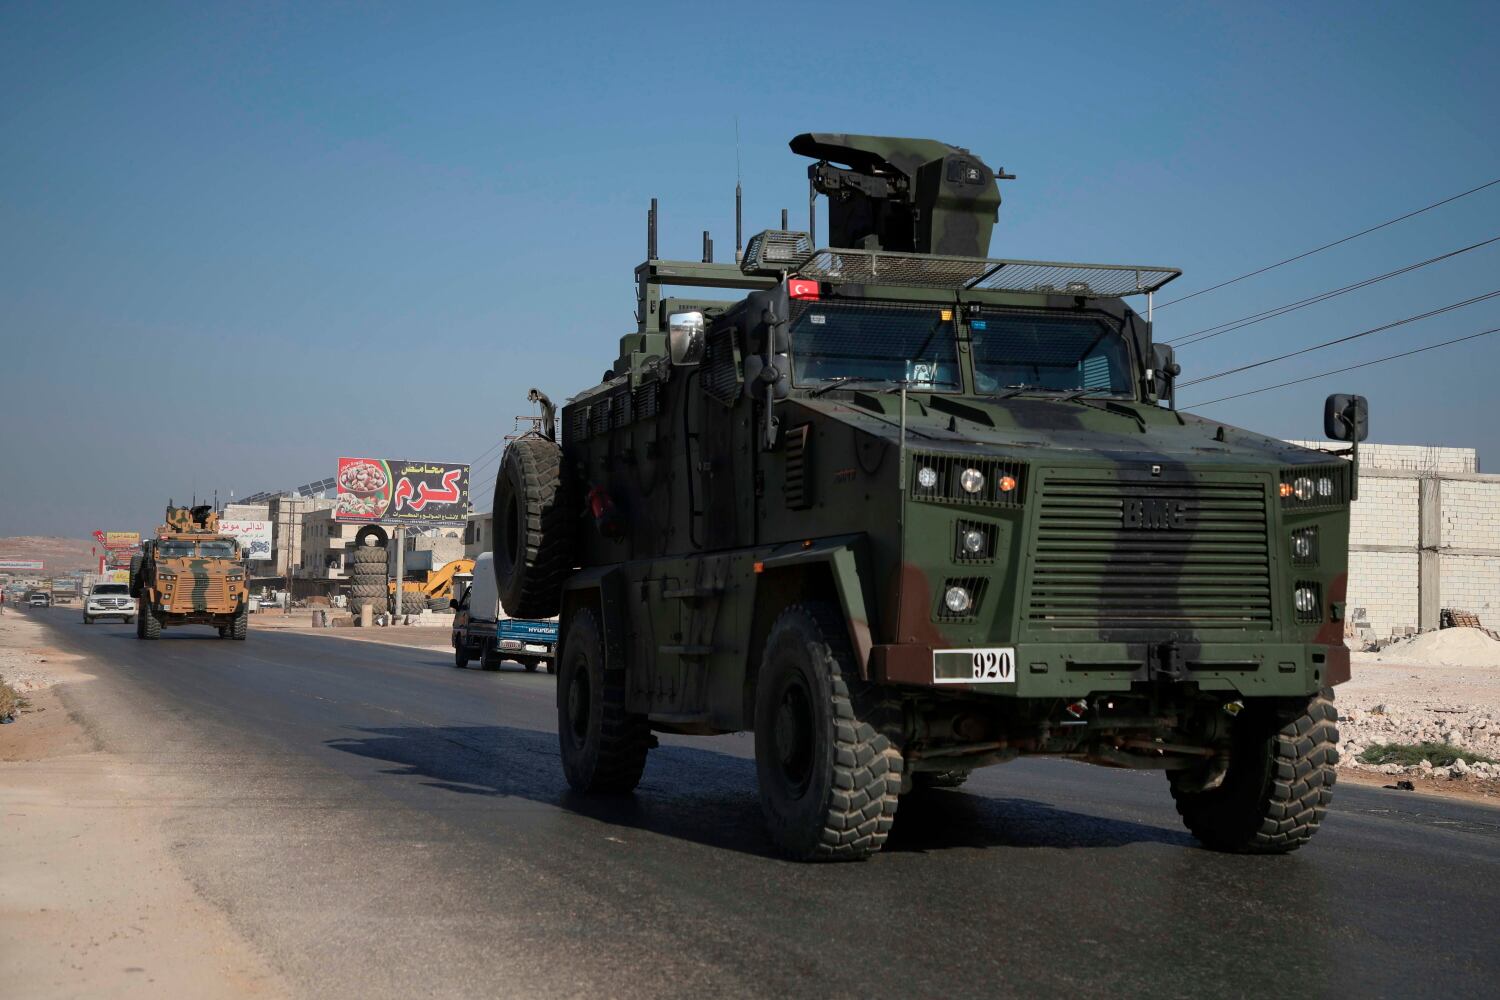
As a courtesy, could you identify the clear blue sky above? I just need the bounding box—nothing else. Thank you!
[3,0,1498,537]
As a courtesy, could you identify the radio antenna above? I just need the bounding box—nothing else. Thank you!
[734,116,743,262]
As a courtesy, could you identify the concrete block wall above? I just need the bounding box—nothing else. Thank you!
[1442,556,1500,619]
[1285,441,1478,474]
[1441,479,1500,550]
[1350,477,1419,548]
[1347,549,1420,638]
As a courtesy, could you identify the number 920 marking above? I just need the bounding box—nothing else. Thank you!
[933,647,1017,684]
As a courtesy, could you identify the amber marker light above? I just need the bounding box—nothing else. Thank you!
[1279,482,1295,498]
[998,475,1018,493]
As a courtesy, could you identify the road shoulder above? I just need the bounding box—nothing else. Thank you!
[0,612,287,999]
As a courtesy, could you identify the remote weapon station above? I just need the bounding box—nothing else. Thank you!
[493,133,1365,860]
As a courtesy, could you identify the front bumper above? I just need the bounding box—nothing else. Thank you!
[870,640,1348,698]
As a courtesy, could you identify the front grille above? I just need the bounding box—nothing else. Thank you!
[1029,474,1273,630]
[165,577,230,610]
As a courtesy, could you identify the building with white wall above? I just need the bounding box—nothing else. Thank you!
[1287,441,1498,639]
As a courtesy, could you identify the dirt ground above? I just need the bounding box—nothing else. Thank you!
[1338,644,1500,802]
[0,613,286,999]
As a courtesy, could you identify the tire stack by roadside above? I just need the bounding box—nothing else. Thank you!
[348,543,387,621]
[391,588,426,616]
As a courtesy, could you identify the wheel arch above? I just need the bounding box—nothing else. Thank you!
[743,535,876,727]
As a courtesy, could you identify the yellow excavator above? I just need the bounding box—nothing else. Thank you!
[390,558,475,611]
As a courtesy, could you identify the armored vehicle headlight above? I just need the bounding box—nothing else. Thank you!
[1293,477,1314,502]
[1294,587,1317,613]
[959,467,984,494]
[1316,476,1334,497]
[1292,528,1317,560]
[961,529,986,555]
[944,586,972,613]
[917,466,939,490]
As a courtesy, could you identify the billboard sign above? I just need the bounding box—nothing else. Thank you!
[0,559,45,571]
[104,531,140,548]
[218,519,273,561]
[335,457,470,526]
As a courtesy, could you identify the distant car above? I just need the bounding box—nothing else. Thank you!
[83,582,136,624]
[27,592,51,608]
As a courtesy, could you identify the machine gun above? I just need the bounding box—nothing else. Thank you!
[790,132,1014,257]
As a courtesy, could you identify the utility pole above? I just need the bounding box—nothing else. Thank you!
[392,522,404,625]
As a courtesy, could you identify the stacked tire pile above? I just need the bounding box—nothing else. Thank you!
[348,541,387,619]
[391,588,426,616]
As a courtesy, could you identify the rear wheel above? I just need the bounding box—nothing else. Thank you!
[522,658,539,673]
[1170,688,1339,854]
[753,601,902,861]
[557,607,651,792]
[480,648,502,672]
[911,770,970,791]
[454,641,471,669]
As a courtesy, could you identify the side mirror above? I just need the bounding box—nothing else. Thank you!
[668,311,706,366]
[1324,393,1369,442]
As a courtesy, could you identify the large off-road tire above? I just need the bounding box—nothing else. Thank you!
[494,435,575,620]
[140,601,162,640]
[558,607,651,792]
[350,582,385,599]
[135,610,146,638]
[229,606,248,640]
[753,601,903,861]
[350,546,386,566]
[1170,688,1339,854]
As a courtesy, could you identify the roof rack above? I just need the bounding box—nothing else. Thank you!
[786,243,1181,298]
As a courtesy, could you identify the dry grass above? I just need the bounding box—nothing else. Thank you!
[0,678,24,721]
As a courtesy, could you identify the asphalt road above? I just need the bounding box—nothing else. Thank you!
[17,605,1500,998]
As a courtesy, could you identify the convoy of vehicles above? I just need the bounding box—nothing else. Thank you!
[452,552,559,671]
[490,132,1364,860]
[130,505,250,640]
[83,582,136,624]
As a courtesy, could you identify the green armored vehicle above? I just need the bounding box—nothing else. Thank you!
[494,133,1366,860]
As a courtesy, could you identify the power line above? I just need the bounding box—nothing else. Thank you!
[1179,289,1500,388]
[1170,235,1500,348]
[1183,325,1500,407]
[1155,176,1500,311]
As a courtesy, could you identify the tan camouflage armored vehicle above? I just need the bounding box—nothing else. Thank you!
[131,504,249,640]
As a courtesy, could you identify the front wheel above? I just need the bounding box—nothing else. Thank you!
[1170,688,1339,854]
[753,601,902,861]
[229,606,248,640]
[557,607,651,792]
[140,601,162,640]
[83,616,93,625]
[125,617,134,624]
[453,642,471,669]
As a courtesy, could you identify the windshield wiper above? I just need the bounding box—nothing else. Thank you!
[808,376,953,398]
[1060,387,1124,402]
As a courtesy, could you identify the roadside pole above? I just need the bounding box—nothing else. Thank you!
[392,524,404,626]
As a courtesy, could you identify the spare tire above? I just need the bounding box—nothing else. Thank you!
[493,435,576,619]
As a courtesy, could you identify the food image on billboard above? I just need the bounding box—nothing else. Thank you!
[335,457,469,526]
[218,520,273,560]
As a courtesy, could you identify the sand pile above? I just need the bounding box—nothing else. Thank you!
[1370,627,1500,668]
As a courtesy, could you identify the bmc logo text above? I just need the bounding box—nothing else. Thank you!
[1123,498,1187,530]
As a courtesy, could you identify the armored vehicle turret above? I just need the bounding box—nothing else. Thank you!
[493,134,1364,860]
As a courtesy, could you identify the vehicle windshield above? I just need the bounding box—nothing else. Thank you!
[92,584,129,595]
[790,301,961,391]
[199,541,239,559]
[971,311,1135,397]
[157,540,196,558]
